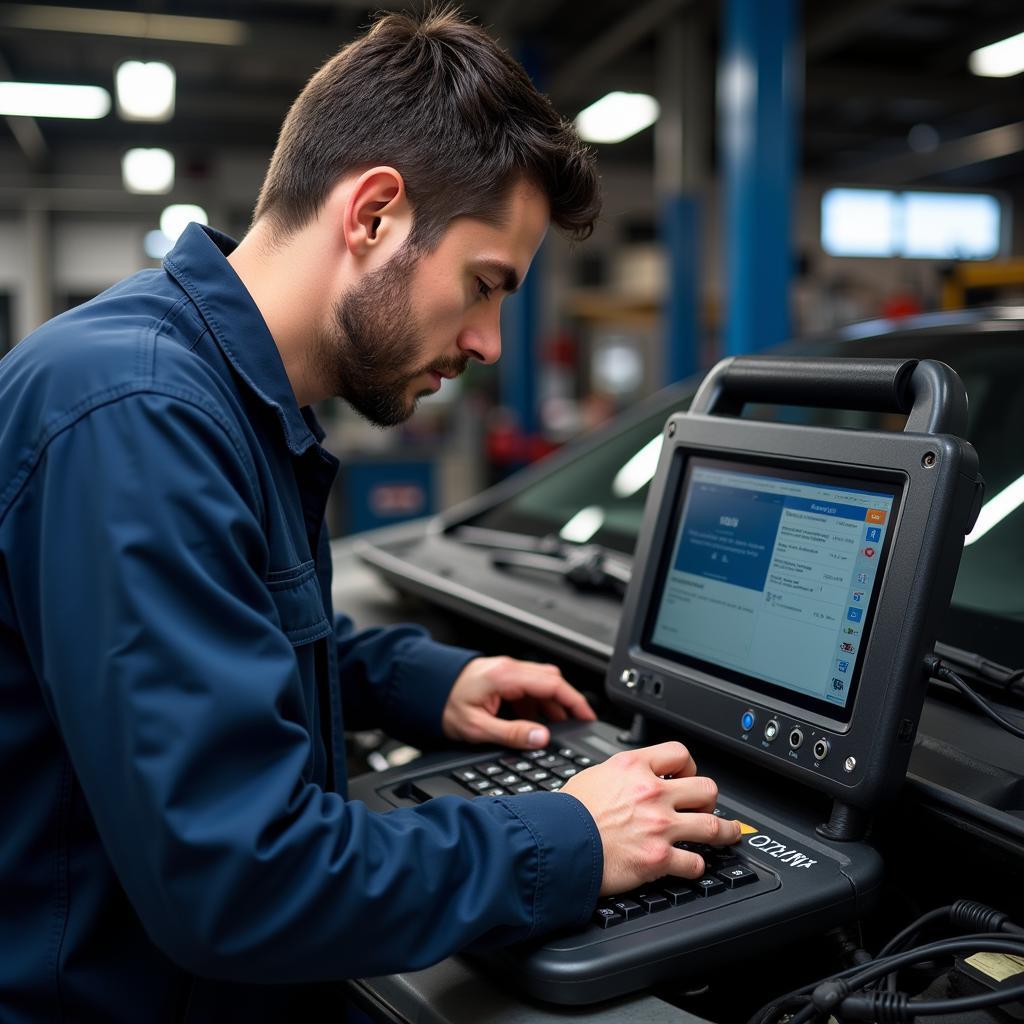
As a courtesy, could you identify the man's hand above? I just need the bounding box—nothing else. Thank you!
[442,656,598,750]
[560,742,742,895]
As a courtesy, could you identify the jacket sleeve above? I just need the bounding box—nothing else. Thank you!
[331,610,480,744]
[14,389,602,982]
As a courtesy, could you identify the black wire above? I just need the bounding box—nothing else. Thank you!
[786,1004,819,1024]
[1005,667,1024,699]
[937,666,1024,740]
[876,906,950,960]
[747,936,1024,1024]
[842,976,1024,1019]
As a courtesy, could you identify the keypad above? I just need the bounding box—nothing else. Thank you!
[433,742,762,930]
[592,843,760,929]
[445,743,602,799]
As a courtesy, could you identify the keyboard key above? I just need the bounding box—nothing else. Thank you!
[693,877,726,898]
[474,762,503,776]
[574,756,593,767]
[716,865,758,888]
[557,747,577,759]
[634,891,670,913]
[712,852,742,869]
[452,768,480,783]
[524,749,549,761]
[593,906,623,929]
[606,898,644,921]
[539,779,564,791]
[511,782,537,794]
[526,769,551,783]
[662,882,697,906]
[500,757,533,773]
[495,772,521,787]
[537,755,568,769]
[467,779,494,792]
[553,765,579,779]
[485,787,508,796]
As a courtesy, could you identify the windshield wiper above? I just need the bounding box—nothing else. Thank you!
[449,525,632,598]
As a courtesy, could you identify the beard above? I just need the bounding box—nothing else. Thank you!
[312,243,468,427]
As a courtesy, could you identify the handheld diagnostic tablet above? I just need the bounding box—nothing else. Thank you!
[608,357,982,828]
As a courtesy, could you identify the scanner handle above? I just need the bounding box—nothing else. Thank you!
[689,356,967,436]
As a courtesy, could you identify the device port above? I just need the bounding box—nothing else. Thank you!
[788,728,804,749]
[651,678,663,698]
[813,738,830,761]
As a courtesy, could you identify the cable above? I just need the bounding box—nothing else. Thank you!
[930,643,1024,707]
[747,934,1024,1024]
[841,977,1024,1020]
[1005,667,1024,700]
[923,653,1024,741]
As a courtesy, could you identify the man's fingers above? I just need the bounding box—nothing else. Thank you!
[671,810,743,846]
[540,698,569,722]
[500,669,598,722]
[666,775,719,813]
[466,707,549,750]
[639,741,698,778]
[664,847,706,880]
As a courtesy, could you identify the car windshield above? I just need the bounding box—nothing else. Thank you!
[465,327,1024,626]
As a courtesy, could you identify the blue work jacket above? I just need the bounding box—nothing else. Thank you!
[0,224,602,1022]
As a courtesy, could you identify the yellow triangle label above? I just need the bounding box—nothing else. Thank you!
[737,821,758,835]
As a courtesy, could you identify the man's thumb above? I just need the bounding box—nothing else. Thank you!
[501,720,550,750]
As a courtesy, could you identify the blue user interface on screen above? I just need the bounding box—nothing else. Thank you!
[650,462,895,708]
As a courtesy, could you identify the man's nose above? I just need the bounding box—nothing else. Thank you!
[457,322,502,365]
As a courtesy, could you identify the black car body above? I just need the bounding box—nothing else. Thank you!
[337,309,1024,1022]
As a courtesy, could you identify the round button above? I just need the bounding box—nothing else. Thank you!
[764,719,779,742]
[741,710,756,732]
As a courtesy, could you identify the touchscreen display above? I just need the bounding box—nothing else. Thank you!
[647,457,899,716]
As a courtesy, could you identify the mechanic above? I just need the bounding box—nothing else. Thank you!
[0,9,740,1021]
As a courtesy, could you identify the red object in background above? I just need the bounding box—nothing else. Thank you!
[545,330,577,367]
[881,291,923,320]
[485,423,559,467]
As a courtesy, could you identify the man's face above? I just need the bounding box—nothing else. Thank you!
[314,180,549,426]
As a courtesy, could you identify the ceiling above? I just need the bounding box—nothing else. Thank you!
[1,0,1023,211]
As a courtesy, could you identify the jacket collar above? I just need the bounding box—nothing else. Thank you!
[163,223,321,456]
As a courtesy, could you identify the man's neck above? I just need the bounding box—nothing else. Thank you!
[227,223,327,408]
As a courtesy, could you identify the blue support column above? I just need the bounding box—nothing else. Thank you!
[720,0,800,355]
[500,250,541,437]
[657,10,708,385]
[500,42,543,437]
[662,194,701,383]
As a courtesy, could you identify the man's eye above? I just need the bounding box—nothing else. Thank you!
[476,278,494,300]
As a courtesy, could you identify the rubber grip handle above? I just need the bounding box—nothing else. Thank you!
[689,356,966,436]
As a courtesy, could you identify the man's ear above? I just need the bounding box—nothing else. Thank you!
[341,166,412,259]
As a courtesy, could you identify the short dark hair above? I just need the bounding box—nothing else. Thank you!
[253,7,600,247]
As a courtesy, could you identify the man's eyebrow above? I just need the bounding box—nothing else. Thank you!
[477,260,520,294]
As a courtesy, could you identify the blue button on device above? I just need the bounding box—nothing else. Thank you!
[741,710,755,732]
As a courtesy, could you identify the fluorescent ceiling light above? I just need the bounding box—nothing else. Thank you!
[559,506,605,544]
[116,61,175,122]
[0,81,109,119]
[963,473,1024,546]
[612,435,663,498]
[160,204,207,242]
[0,5,246,46]
[575,91,660,144]
[122,148,174,194]
[144,230,174,260]
[968,30,1024,78]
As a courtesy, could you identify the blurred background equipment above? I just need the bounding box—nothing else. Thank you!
[1,0,1022,531]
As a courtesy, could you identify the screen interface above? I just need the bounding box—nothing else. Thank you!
[647,457,899,717]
